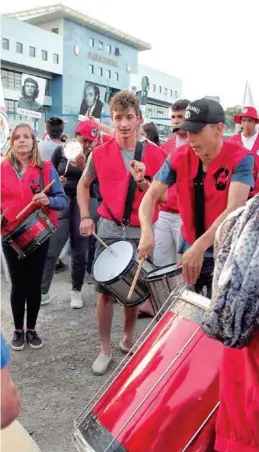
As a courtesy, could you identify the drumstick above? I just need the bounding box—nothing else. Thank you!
[16,180,55,220]
[92,232,113,253]
[127,258,145,300]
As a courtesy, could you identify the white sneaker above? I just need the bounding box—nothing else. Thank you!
[92,353,112,375]
[70,290,83,309]
[41,293,50,305]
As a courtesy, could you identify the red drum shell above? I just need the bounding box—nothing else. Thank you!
[91,311,223,452]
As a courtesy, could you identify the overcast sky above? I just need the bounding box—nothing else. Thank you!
[1,0,258,108]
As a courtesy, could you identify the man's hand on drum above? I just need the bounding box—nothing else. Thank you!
[74,154,86,172]
[32,193,50,206]
[137,227,155,260]
[181,241,205,286]
[79,217,95,237]
[130,160,146,182]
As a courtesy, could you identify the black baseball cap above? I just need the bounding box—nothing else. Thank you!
[178,98,225,133]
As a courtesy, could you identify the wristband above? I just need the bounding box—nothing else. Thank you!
[80,216,92,221]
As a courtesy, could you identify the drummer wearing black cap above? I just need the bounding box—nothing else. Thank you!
[138,98,254,293]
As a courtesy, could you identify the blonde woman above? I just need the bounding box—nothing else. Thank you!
[1,123,67,351]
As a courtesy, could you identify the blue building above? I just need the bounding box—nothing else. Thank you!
[1,4,150,134]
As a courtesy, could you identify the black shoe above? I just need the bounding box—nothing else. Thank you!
[26,330,43,349]
[11,331,25,351]
[55,261,67,273]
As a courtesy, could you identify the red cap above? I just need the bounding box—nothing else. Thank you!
[75,120,99,141]
[234,106,259,124]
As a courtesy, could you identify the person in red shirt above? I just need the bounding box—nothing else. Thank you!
[231,106,259,193]
[161,99,190,155]
[77,91,165,375]
[138,98,254,295]
[154,99,190,267]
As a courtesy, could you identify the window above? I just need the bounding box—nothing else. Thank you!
[42,50,48,61]
[114,47,120,56]
[98,67,103,76]
[1,69,22,91]
[53,53,59,64]
[106,44,111,54]
[114,72,119,82]
[146,103,169,119]
[29,46,36,57]
[16,42,23,54]
[169,89,173,97]
[98,41,103,50]
[164,87,168,95]
[52,28,59,34]
[159,86,162,94]
[89,64,94,74]
[106,69,111,79]
[2,38,9,50]
[152,84,156,92]
[89,37,94,48]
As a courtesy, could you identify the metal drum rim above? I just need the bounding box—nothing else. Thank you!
[143,263,182,282]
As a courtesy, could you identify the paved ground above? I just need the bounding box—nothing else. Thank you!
[1,270,149,452]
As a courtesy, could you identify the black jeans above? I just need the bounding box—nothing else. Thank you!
[2,240,49,330]
[41,197,97,293]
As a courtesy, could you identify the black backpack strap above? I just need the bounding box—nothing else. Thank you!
[194,159,205,239]
[104,141,144,227]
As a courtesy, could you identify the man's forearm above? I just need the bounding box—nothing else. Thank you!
[139,190,156,230]
[77,178,91,218]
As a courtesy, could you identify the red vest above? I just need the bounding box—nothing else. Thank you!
[161,136,180,213]
[93,138,166,226]
[1,159,58,235]
[161,136,176,155]
[170,140,249,245]
[231,132,259,194]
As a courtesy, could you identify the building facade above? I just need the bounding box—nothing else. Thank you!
[1,4,181,138]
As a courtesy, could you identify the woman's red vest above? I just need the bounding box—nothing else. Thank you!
[170,141,249,245]
[1,159,58,235]
[231,132,259,194]
[92,138,166,226]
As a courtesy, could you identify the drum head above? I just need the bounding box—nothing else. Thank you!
[1,420,41,451]
[93,240,134,283]
[146,264,182,281]
[63,139,82,160]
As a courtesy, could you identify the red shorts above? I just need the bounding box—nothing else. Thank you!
[215,334,259,452]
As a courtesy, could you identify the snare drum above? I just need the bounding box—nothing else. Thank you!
[3,209,56,259]
[93,240,153,307]
[144,264,183,319]
[1,420,41,452]
[72,290,223,452]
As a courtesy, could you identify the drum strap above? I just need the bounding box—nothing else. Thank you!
[194,159,205,238]
[104,141,144,227]
[39,165,44,191]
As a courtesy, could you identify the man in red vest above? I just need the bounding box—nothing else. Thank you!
[77,90,166,375]
[161,99,190,155]
[154,99,190,267]
[231,106,259,193]
[138,98,254,292]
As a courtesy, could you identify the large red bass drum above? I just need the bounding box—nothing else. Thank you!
[72,289,223,452]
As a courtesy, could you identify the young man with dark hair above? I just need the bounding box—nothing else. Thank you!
[38,116,65,161]
[77,90,166,375]
[153,99,191,267]
[139,98,254,296]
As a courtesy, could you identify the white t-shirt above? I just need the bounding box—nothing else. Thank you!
[175,135,188,147]
[241,131,259,151]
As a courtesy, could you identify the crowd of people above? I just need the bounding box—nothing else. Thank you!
[1,89,259,452]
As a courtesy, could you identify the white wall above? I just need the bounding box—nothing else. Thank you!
[1,16,63,75]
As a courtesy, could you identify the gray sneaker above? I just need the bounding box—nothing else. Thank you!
[92,353,112,375]
[70,290,83,309]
